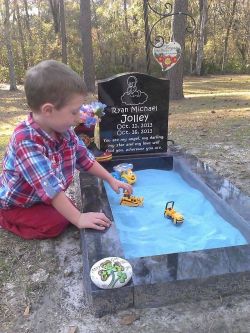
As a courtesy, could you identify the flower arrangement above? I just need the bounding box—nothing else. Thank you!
[79,101,107,128]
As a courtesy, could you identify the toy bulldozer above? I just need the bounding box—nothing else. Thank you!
[164,201,184,225]
[120,191,144,207]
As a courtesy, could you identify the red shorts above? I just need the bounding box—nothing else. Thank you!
[0,203,70,240]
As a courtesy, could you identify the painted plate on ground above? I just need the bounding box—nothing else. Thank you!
[90,257,133,289]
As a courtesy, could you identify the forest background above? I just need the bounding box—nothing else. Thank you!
[0,0,249,94]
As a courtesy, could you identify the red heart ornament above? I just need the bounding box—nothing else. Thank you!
[153,41,182,71]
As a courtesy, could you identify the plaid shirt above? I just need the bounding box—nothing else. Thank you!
[0,113,95,209]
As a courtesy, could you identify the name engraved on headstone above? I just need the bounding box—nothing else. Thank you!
[98,73,170,156]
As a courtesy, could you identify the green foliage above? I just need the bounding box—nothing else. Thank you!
[223,60,250,75]
[0,66,9,83]
[202,61,221,75]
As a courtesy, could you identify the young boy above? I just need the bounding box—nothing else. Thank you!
[0,60,132,240]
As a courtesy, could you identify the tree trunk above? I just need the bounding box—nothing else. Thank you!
[122,0,130,69]
[221,0,238,72]
[49,0,60,34]
[123,0,129,31]
[14,0,28,70]
[79,0,95,92]
[195,0,208,75]
[91,0,105,60]
[189,37,194,74]
[23,0,31,36]
[59,0,67,64]
[23,0,33,60]
[167,0,188,100]
[4,0,17,90]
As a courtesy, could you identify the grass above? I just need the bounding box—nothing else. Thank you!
[169,74,250,146]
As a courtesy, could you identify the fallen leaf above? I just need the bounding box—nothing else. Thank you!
[119,313,140,325]
[68,326,78,333]
[23,305,30,316]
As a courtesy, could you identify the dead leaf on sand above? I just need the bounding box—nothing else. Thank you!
[119,313,140,325]
[68,326,78,333]
[23,305,30,316]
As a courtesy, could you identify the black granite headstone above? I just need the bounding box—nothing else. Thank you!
[98,73,170,156]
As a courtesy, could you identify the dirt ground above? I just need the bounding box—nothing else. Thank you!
[0,75,250,333]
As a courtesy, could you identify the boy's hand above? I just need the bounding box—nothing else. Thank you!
[77,212,112,230]
[108,177,133,195]
[87,160,132,195]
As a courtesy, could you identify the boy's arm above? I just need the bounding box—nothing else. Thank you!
[51,191,111,230]
[87,160,132,194]
[87,160,116,182]
[75,134,131,194]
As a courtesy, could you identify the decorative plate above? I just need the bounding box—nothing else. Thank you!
[153,41,182,71]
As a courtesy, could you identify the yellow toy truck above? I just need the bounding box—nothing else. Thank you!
[120,192,144,207]
[112,163,136,185]
[164,201,184,225]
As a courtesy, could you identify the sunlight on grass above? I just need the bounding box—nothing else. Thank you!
[0,114,27,133]
[177,108,249,116]
[0,84,24,91]
[184,75,250,96]
[185,92,250,98]
[0,135,9,170]
[0,128,14,136]
[0,106,26,113]
[0,135,9,149]
[0,97,26,101]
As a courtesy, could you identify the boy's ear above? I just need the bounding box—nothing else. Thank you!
[40,103,54,116]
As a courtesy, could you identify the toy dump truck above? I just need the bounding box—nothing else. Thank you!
[111,163,136,185]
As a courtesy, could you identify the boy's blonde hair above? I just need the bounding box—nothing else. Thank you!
[24,60,87,111]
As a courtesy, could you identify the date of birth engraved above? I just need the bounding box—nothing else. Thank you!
[118,122,153,130]
[131,123,153,129]
[140,123,152,128]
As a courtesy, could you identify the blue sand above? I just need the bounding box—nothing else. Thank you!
[104,169,247,258]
